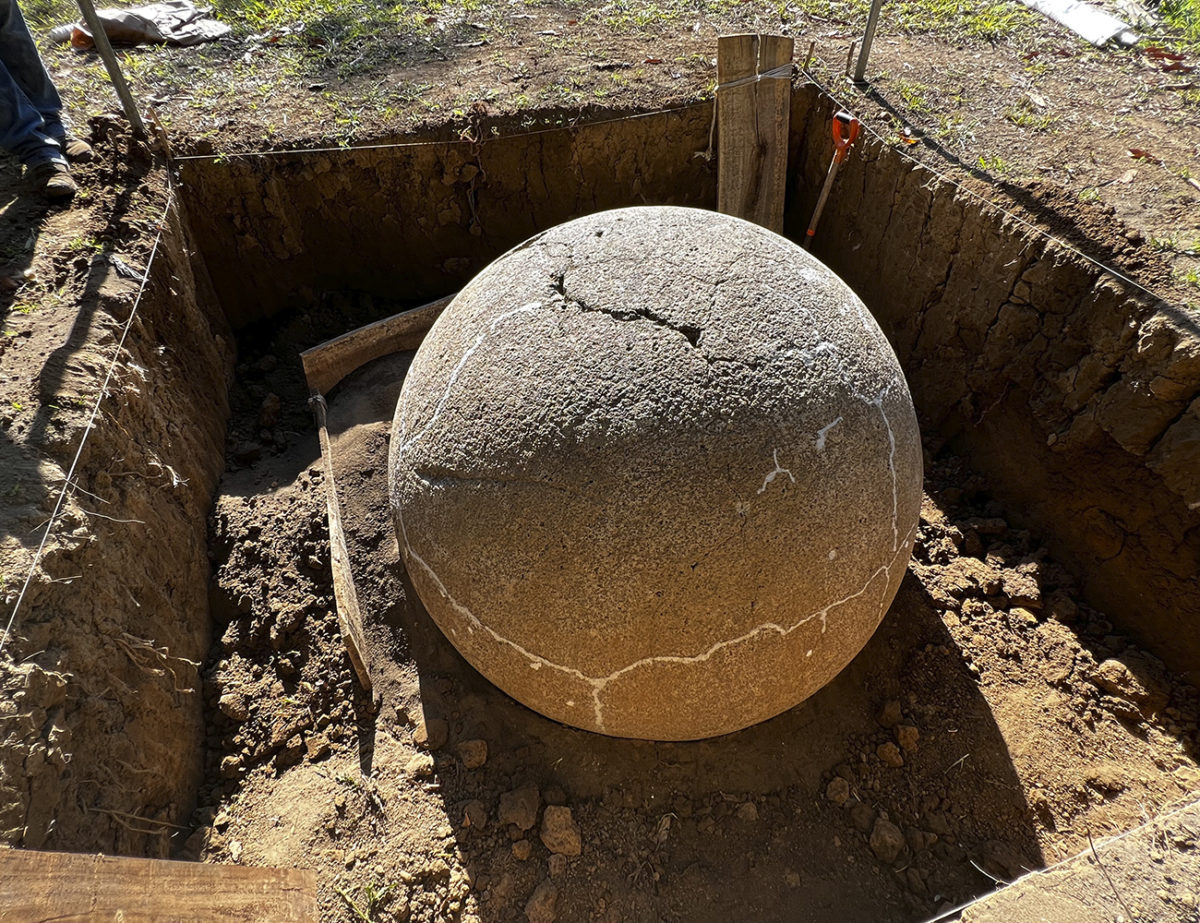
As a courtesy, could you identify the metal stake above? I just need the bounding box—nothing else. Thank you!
[73,0,148,140]
[852,0,885,84]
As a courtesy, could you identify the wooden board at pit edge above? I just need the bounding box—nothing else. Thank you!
[0,848,318,922]
[300,294,454,397]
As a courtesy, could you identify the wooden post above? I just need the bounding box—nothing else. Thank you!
[0,848,317,921]
[74,0,148,140]
[717,33,794,234]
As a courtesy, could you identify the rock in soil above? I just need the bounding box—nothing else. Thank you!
[825,777,850,806]
[870,818,906,865]
[457,738,488,769]
[877,742,905,767]
[540,805,582,856]
[499,785,541,832]
[414,717,448,750]
[877,700,903,728]
[525,878,559,923]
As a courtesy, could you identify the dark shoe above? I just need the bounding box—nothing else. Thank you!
[62,135,94,162]
[27,161,77,202]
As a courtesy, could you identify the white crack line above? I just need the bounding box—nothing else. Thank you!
[757,448,796,496]
[815,417,843,451]
[398,509,917,733]
[870,387,900,553]
[395,300,542,457]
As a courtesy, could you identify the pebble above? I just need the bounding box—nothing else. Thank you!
[462,799,487,831]
[877,700,903,728]
[405,753,434,778]
[849,802,876,833]
[525,879,559,923]
[736,802,759,822]
[499,785,541,832]
[877,742,905,768]
[869,818,905,864]
[217,692,249,721]
[305,735,331,762]
[895,725,920,753]
[540,805,582,856]
[1002,570,1042,608]
[548,854,569,877]
[825,777,850,806]
[414,717,448,751]
[512,839,533,861]
[457,738,488,769]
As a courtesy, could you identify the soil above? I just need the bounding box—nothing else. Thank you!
[0,124,232,855]
[194,310,1200,923]
[959,798,1200,922]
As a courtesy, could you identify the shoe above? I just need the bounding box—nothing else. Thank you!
[27,161,77,202]
[61,135,94,163]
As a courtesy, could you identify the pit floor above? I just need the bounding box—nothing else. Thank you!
[198,307,1200,923]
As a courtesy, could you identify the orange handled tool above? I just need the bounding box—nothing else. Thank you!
[803,111,861,250]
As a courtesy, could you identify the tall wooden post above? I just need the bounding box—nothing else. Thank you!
[717,33,794,234]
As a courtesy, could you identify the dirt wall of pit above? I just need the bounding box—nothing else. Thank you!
[786,92,1200,677]
[178,92,1198,676]
[0,189,233,854]
[177,105,718,325]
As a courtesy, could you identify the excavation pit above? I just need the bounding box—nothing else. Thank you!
[4,87,1198,922]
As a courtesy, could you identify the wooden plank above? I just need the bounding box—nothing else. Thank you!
[0,848,317,922]
[299,296,454,693]
[311,393,372,693]
[299,294,453,396]
[754,34,794,233]
[716,33,794,234]
[717,34,758,224]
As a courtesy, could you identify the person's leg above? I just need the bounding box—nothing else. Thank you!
[0,0,63,134]
[0,53,61,165]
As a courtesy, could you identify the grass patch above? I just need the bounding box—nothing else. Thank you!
[1004,103,1057,132]
[1159,0,1200,45]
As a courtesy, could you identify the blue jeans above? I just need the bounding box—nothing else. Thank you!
[0,0,66,166]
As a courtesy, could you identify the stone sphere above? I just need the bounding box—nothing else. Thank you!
[389,206,922,740]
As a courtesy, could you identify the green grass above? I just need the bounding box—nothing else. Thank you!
[1004,103,1057,132]
[894,78,933,113]
[976,153,1012,174]
[1160,0,1200,44]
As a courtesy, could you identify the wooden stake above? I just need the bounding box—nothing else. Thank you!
[298,295,454,694]
[73,0,148,140]
[0,849,317,922]
[717,33,794,234]
[311,392,372,694]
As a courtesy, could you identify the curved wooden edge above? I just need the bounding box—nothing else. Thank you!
[299,294,454,396]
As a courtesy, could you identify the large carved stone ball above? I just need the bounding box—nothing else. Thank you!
[389,206,921,740]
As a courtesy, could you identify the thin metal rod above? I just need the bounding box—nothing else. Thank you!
[73,0,148,139]
[852,0,885,83]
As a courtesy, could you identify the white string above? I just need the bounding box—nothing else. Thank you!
[172,103,711,162]
[0,187,175,661]
[714,61,794,93]
[798,67,1179,309]
[919,796,1200,922]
